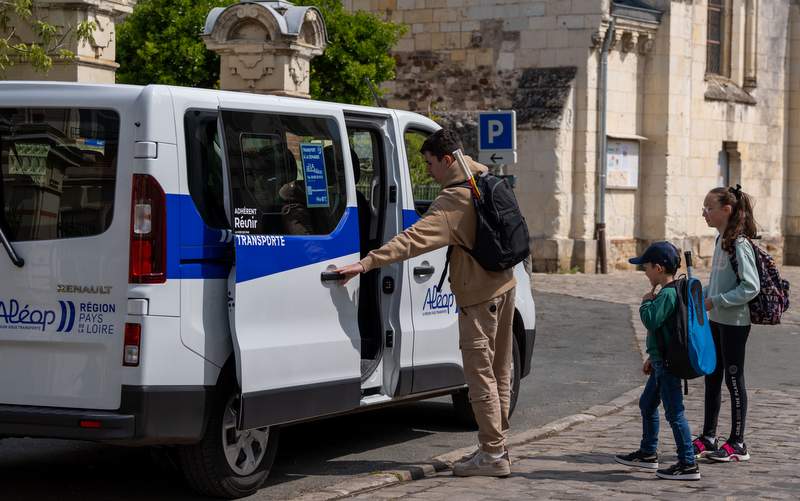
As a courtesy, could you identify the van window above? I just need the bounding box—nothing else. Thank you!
[221,111,346,236]
[403,129,438,215]
[349,130,377,202]
[0,108,120,241]
[184,110,228,229]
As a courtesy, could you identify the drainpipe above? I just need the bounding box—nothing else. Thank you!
[595,17,616,274]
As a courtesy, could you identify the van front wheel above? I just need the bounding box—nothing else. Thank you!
[178,389,279,499]
[452,334,521,428]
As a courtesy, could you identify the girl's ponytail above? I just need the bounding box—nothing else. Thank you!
[709,185,758,253]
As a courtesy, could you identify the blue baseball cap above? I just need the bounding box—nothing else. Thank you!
[629,241,681,269]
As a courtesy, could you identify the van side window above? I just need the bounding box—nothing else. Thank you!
[403,129,438,215]
[221,111,346,236]
[0,108,120,241]
[184,110,228,229]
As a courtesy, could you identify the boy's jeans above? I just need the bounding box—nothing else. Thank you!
[639,360,695,465]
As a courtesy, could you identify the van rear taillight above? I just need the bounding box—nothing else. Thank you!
[123,323,142,367]
[129,174,166,284]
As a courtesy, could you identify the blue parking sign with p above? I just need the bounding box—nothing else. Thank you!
[479,112,515,151]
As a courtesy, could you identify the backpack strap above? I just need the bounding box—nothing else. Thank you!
[724,235,753,285]
[436,245,454,293]
[444,177,473,190]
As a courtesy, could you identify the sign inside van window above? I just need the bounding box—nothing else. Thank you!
[299,143,330,208]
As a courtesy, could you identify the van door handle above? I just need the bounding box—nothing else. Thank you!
[413,265,435,277]
[320,271,343,282]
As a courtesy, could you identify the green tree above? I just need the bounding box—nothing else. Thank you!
[116,0,235,88]
[0,0,96,74]
[296,0,405,105]
[116,0,405,105]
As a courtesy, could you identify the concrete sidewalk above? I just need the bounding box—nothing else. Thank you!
[334,268,800,500]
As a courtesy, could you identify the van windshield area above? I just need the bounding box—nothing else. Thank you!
[0,108,120,242]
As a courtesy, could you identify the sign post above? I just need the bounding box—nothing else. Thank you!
[478,110,517,165]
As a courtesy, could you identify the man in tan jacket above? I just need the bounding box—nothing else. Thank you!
[335,128,517,477]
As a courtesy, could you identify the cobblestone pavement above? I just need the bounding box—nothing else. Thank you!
[338,268,800,500]
[348,387,800,500]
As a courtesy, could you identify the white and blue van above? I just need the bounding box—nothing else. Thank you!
[0,82,536,498]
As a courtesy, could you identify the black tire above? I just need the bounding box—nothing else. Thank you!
[177,384,280,499]
[452,334,522,428]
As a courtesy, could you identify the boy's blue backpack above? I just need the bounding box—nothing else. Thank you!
[658,252,716,387]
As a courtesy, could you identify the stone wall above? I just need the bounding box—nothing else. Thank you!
[349,0,796,271]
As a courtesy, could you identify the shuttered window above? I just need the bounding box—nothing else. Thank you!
[707,0,725,75]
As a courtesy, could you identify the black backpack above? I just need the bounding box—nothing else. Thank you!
[437,172,530,291]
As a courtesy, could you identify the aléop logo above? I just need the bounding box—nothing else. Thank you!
[0,299,75,332]
[422,286,458,316]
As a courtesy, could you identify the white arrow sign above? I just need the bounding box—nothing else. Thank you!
[478,150,517,165]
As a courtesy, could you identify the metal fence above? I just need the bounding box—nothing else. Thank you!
[356,182,440,202]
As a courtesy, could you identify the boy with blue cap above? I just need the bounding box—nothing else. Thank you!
[614,242,701,480]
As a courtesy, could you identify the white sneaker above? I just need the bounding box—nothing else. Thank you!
[452,450,511,477]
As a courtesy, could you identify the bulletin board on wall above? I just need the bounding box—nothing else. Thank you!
[606,139,640,189]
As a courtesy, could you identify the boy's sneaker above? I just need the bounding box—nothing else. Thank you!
[614,449,659,470]
[707,441,750,462]
[452,450,511,477]
[656,462,701,481]
[693,436,719,459]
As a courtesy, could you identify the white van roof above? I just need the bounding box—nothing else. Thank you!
[0,81,440,134]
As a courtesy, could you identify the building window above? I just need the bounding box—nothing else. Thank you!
[707,0,727,76]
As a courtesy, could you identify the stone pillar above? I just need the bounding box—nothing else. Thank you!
[2,0,133,83]
[786,3,800,265]
[202,1,327,97]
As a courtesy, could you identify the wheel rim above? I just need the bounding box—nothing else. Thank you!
[221,395,269,476]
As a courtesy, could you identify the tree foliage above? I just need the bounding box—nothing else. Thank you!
[116,0,235,88]
[0,0,96,75]
[116,0,405,105]
[295,0,405,105]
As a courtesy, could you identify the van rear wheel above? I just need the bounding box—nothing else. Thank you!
[452,334,521,428]
[178,388,279,498]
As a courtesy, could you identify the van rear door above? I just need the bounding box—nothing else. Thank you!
[218,101,361,430]
[0,104,129,410]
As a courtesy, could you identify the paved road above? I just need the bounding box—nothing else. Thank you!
[0,291,643,500]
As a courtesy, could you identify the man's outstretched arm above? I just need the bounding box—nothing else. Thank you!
[334,206,451,284]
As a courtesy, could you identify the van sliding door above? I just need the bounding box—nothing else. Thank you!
[218,104,361,429]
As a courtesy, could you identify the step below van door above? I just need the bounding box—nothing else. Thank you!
[218,100,361,430]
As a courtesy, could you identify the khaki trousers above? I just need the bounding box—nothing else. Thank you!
[458,287,515,454]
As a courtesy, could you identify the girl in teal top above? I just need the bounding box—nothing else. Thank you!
[693,185,760,463]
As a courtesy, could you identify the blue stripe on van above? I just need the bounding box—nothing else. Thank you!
[166,194,232,280]
[165,194,359,282]
[234,207,359,284]
[403,209,419,229]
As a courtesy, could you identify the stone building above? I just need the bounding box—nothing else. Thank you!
[348,0,800,272]
[1,0,134,83]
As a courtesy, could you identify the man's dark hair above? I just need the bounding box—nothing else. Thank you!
[420,128,463,160]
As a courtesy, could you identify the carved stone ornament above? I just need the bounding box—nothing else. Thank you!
[202,1,328,97]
